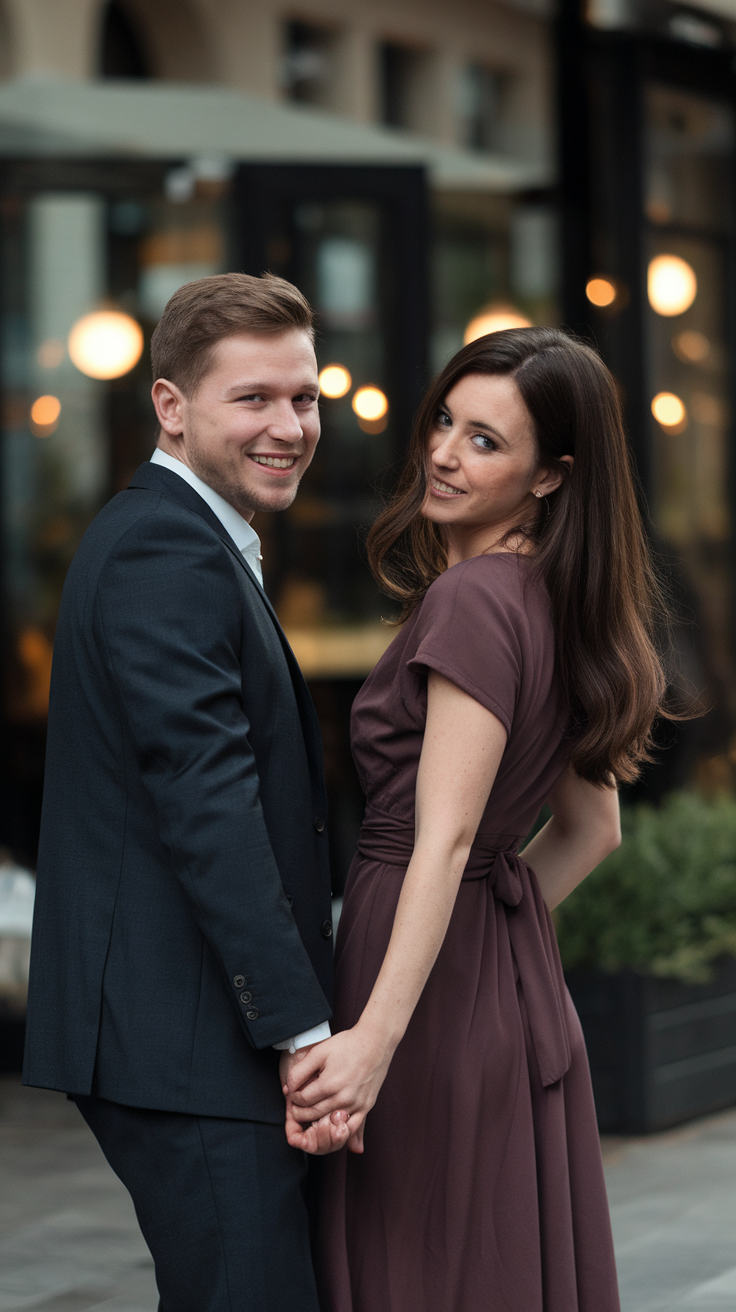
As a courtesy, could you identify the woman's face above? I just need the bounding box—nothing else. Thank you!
[421,372,564,558]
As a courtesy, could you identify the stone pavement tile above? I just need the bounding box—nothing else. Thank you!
[603,1107,736,1312]
[679,1265,736,1307]
[0,1078,156,1312]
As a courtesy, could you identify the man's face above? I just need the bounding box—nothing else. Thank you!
[152,329,320,521]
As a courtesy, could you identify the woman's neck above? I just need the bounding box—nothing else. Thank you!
[444,524,533,568]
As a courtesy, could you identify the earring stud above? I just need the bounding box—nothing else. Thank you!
[534,490,542,498]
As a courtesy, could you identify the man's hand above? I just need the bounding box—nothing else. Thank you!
[280,1047,350,1155]
[282,1023,393,1149]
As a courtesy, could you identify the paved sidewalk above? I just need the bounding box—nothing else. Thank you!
[0,1074,735,1311]
[603,1109,736,1311]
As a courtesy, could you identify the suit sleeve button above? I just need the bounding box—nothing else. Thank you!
[246,1008,259,1021]
[322,919,333,939]
[233,975,246,988]
[314,816,325,833]
[239,991,253,1004]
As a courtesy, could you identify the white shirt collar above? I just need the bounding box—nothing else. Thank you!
[150,448,264,587]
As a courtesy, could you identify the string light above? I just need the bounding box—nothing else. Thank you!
[648,256,697,317]
[651,392,687,429]
[30,395,61,437]
[319,365,352,399]
[586,278,617,307]
[464,305,532,344]
[352,387,388,422]
[68,310,144,380]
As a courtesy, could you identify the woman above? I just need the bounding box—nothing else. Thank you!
[284,328,672,1311]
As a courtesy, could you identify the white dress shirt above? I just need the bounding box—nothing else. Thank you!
[150,447,264,585]
[150,447,331,1055]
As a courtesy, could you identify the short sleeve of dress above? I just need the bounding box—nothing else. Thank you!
[406,556,527,736]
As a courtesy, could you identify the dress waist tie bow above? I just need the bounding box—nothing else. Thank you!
[357,807,572,1088]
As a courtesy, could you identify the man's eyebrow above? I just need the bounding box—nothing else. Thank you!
[224,380,318,396]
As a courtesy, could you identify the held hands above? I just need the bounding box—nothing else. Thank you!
[280,1024,394,1156]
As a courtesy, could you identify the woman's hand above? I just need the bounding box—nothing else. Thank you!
[283,1022,394,1149]
[521,765,621,909]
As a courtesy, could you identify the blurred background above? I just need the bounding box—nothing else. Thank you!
[3,6,736,1301]
[3,0,736,1076]
[4,0,736,883]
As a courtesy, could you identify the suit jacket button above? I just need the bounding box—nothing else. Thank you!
[322,919,333,939]
[240,991,253,1004]
[233,975,245,988]
[246,1008,259,1021]
[314,816,325,833]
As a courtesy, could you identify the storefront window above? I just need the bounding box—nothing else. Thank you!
[644,84,735,700]
[0,165,230,731]
[431,191,559,371]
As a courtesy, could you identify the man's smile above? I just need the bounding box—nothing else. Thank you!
[249,454,298,470]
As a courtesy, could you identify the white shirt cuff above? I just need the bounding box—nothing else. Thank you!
[273,1020,332,1054]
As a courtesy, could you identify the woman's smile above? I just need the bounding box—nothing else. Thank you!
[430,476,465,497]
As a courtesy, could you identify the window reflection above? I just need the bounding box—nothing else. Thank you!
[253,199,396,668]
[644,83,735,706]
[0,170,230,725]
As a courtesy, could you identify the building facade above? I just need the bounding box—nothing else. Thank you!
[1,0,736,879]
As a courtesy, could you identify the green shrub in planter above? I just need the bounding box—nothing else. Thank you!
[554,792,736,984]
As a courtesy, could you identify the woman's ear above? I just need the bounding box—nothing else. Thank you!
[534,454,573,497]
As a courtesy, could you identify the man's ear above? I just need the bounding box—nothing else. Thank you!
[535,454,573,497]
[151,378,185,436]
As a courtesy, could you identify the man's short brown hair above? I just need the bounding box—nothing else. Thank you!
[150,272,315,396]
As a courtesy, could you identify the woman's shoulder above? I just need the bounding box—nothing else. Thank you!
[424,552,538,612]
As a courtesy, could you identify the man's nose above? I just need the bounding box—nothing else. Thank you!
[267,403,304,443]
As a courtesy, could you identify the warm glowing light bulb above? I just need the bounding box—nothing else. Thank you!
[652,392,687,428]
[68,310,144,380]
[30,394,61,436]
[672,330,710,364]
[463,305,532,345]
[586,277,617,308]
[319,364,352,399]
[648,256,697,317]
[352,386,389,422]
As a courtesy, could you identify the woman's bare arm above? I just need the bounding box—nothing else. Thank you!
[283,670,507,1151]
[521,764,621,910]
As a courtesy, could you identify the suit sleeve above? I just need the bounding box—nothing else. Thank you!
[95,511,331,1049]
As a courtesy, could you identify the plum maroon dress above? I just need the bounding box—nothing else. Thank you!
[315,552,620,1312]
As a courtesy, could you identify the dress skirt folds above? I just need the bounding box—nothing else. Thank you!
[315,554,620,1312]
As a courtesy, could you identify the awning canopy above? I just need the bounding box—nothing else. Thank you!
[0,76,551,193]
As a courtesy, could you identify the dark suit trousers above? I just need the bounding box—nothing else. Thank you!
[74,1095,320,1312]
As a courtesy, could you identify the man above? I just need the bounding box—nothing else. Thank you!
[23,273,347,1310]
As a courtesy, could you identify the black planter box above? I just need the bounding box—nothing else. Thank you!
[566,958,736,1133]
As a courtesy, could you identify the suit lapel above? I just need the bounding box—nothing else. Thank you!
[127,463,326,789]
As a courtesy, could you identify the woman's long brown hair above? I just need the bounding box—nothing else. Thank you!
[367,327,675,786]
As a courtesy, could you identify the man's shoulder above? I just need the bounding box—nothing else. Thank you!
[67,484,236,605]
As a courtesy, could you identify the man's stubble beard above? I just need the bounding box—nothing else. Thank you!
[187,443,302,518]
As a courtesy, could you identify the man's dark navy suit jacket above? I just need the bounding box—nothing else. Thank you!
[23,461,334,1123]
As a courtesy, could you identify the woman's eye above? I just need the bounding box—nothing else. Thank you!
[436,410,452,427]
[472,434,497,451]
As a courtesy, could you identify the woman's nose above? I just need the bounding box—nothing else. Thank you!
[432,435,459,467]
